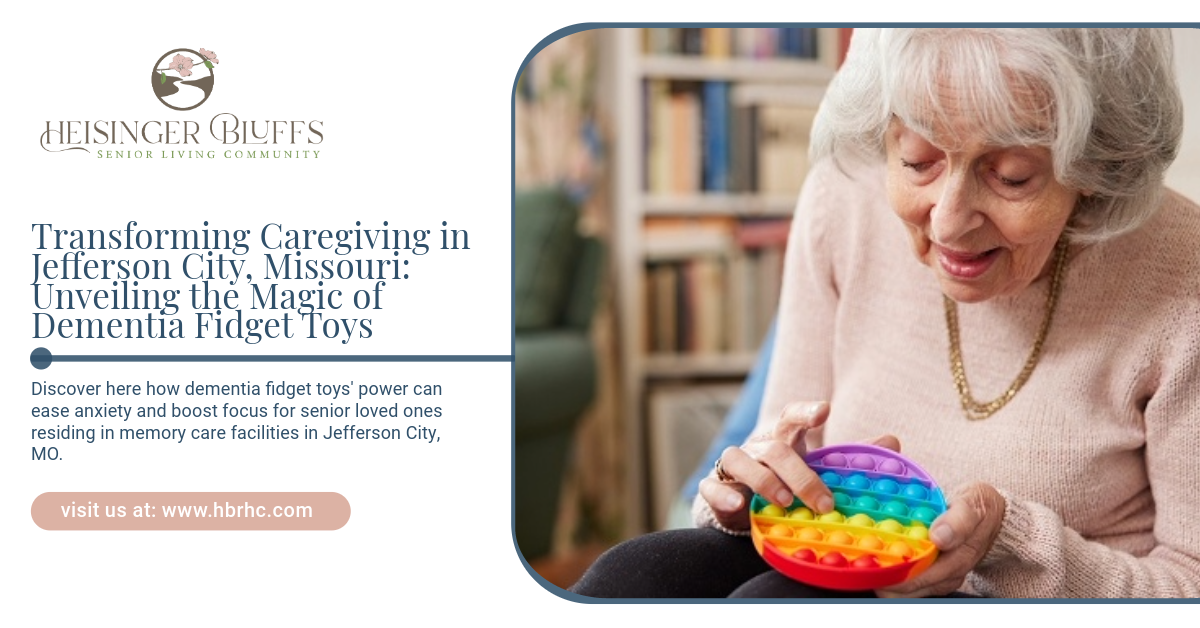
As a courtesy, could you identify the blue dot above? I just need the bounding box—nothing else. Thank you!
[31,347,53,370]
[873,479,900,494]
[820,472,842,487]
[902,484,929,500]
[845,474,871,490]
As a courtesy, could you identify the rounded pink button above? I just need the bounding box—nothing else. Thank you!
[32,492,350,530]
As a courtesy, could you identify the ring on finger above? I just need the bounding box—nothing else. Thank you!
[714,456,736,483]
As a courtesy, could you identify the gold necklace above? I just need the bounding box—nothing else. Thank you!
[944,238,1069,421]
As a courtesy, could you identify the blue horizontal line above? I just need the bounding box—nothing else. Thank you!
[50,355,512,363]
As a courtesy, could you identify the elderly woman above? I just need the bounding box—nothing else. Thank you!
[572,28,1199,598]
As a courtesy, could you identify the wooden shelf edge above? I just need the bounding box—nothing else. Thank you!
[640,56,834,83]
[642,193,797,217]
[643,353,758,378]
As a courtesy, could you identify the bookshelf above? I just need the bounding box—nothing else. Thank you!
[607,27,844,535]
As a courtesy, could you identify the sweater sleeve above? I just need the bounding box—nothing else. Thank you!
[970,300,1200,597]
[693,160,846,531]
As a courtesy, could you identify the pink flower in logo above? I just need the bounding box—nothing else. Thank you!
[171,54,194,77]
[199,48,219,64]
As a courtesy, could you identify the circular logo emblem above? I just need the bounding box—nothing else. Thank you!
[151,48,218,111]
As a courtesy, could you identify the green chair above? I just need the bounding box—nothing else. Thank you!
[515,187,604,560]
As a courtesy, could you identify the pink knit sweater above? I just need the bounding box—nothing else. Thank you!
[694,158,1200,597]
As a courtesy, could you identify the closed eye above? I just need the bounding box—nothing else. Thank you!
[900,158,932,173]
[996,173,1031,187]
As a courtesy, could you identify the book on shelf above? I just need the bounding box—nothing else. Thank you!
[756,105,816,196]
[701,81,729,192]
[643,78,819,197]
[644,27,821,59]
[702,28,732,60]
[642,217,790,356]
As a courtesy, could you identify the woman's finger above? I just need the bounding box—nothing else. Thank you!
[699,478,753,529]
[718,446,795,507]
[865,434,901,453]
[929,483,1004,552]
[773,401,830,451]
[875,544,975,597]
[877,576,962,599]
[753,439,834,514]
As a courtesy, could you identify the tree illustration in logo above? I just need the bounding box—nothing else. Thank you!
[151,48,220,111]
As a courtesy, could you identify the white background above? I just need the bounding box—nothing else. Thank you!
[3,2,1199,625]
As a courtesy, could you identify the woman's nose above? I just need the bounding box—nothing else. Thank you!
[929,172,985,244]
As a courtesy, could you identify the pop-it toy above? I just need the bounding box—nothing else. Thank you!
[748,444,948,591]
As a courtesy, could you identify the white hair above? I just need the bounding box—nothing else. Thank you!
[811,29,1183,243]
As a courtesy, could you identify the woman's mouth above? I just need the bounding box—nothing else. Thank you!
[936,246,1001,280]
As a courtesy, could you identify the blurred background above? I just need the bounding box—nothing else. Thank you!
[513,27,1200,588]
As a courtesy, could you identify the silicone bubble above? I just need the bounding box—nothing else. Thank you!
[907,526,930,541]
[818,511,845,524]
[819,552,848,567]
[827,530,855,546]
[768,524,793,537]
[858,535,885,551]
[850,455,877,470]
[844,474,872,490]
[833,493,852,507]
[789,507,814,521]
[876,519,905,534]
[902,484,929,500]
[887,542,914,559]
[823,453,848,467]
[793,548,817,562]
[873,478,900,494]
[910,506,938,525]
[847,513,875,527]
[878,458,905,475]
[852,555,880,569]
[760,504,786,518]
[820,472,843,487]
[797,527,824,542]
[854,495,880,511]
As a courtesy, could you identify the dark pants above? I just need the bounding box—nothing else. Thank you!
[570,528,976,599]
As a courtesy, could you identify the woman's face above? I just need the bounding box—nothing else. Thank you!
[885,117,1079,303]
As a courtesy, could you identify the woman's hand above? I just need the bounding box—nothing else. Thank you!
[699,401,902,532]
[876,482,1006,598]
[698,401,832,531]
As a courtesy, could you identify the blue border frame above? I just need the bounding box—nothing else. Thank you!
[510,23,1200,604]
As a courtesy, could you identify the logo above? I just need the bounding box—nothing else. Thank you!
[40,46,324,159]
[151,48,220,111]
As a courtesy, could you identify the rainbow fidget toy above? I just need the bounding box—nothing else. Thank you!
[748,444,948,591]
